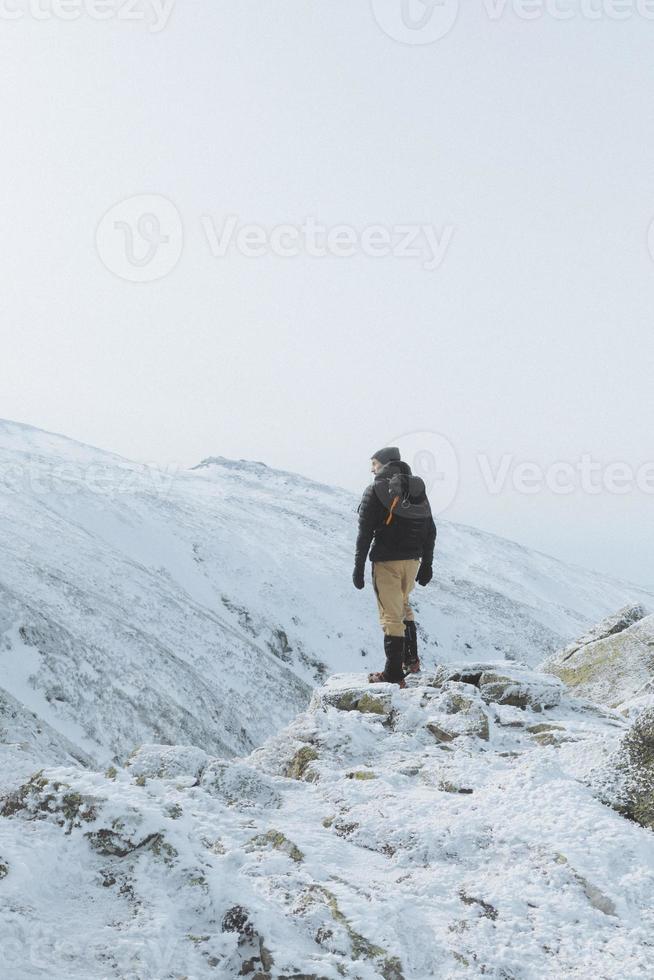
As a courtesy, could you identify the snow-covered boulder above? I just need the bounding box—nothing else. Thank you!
[200,760,282,809]
[424,681,491,741]
[478,669,563,711]
[124,744,210,784]
[424,661,564,712]
[0,769,101,832]
[311,676,394,717]
[548,604,648,661]
[598,706,654,831]
[542,610,654,711]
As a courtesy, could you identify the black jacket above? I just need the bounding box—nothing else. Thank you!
[354,461,437,568]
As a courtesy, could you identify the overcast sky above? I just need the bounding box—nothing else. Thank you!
[1,1,652,589]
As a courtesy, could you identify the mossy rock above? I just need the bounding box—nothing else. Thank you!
[543,613,654,709]
[86,828,176,863]
[459,890,498,920]
[0,772,98,831]
[319,688,392,715]
[0,771,49,817]
[527,724,565,735]
[356,694,388,716]
[283,746,319,781]
[552,636,632,697]
[380,956,405,980]
[532,733,560,747]
[346,771,377,781]
[611,707,654,829]
[532,731,577,747]
[426,723,457,743]
[479,672,561,711]
[303,885,391,965]
[247,829,304,863]
[333,691,361,711]
[447,693,476,714]
[427,715,489,742]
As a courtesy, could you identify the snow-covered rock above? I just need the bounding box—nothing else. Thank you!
[595,706,654,832]
[547,603,648,660]
[542,610,654,712]
[124,744,210,784]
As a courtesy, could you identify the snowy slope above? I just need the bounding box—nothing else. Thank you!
[0,418,652,768]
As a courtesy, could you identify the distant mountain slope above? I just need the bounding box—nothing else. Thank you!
[0,419,651,766]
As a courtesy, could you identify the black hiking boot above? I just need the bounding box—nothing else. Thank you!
[369,635,406,688]
[403,619,421,674]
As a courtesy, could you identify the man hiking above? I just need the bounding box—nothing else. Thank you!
[353,447,437,687]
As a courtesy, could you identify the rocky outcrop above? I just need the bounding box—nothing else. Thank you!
[423,661,564,712]
[600,706,654,831]
[478,670,562,711]
[548,604,648,662]
[542,609,654,711]
[124,744,210,785]
[2,664,653,978]
[201,760,282,809]
[425,681,491,741]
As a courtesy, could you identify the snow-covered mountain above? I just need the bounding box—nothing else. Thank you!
[0,418,652,769]
[2,419,654,979]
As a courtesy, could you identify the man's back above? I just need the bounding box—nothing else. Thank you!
[356,459,437,566]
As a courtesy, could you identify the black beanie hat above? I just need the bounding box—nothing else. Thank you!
[371,447,401,465]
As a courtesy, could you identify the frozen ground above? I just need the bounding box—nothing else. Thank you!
[1,666,653,979]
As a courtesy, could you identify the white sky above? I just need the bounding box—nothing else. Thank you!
[1,1,652,588]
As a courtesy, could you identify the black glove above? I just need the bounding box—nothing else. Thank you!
[352,566,365,590]
[416,563,432,587]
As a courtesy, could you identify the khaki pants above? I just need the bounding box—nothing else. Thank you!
[372,559,420,637]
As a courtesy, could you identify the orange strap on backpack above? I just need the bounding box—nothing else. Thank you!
[385,495,401,525]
